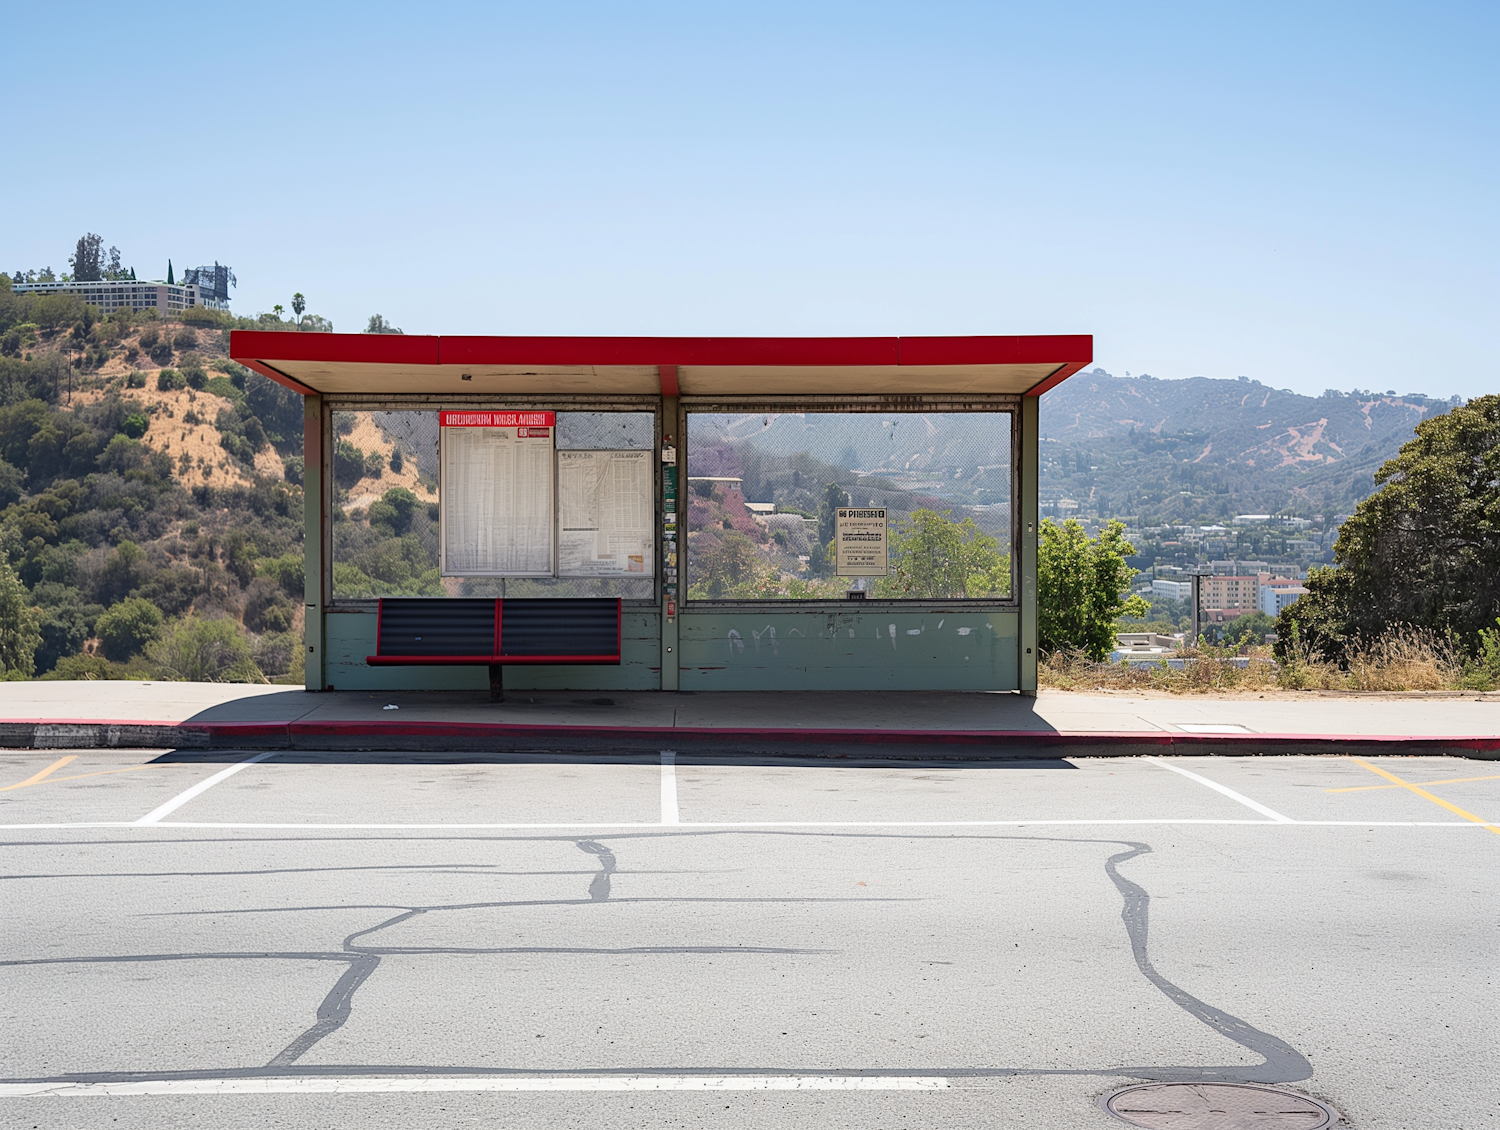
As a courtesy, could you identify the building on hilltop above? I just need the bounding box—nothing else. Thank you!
[12,276,226,316]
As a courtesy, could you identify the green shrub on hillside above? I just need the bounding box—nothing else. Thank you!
[96,597,164,660]
[0,560,40,677]
[257,553,304,599]
[42,654,148,680]
[147,616,263,682]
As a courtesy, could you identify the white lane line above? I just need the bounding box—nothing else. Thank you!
[133,752,279,825]
[0,1075,950,1096]
[660,750,679,825]
[1142,756,1293,823]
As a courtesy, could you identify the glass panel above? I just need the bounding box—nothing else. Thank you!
[685,411,1012,601]
[330,409,656,600]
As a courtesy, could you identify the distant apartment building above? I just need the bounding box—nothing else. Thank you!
[1151,578,1192,601]
[12,278,224,316]
[1201,575,1260,616]
[1259,580,1308,618]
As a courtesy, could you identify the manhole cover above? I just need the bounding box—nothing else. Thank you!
[1103,1083,1338,1129]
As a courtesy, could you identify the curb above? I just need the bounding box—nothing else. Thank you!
[0,720,1496,759]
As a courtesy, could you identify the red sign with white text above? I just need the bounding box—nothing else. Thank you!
[439,411,555,427]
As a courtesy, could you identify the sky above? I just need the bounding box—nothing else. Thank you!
[3,1,1495,398]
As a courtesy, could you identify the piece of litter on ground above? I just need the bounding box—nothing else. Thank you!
[383,704,399,710]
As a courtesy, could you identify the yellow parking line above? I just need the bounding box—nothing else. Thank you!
[0,755,79,792]
[43,765,162,785]
[1326,773,1500,793]
[1349,759,1500,836]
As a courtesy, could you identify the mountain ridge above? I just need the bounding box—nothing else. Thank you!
[1038,369,1461,524]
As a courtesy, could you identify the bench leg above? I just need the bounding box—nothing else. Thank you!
[488,663,503,702]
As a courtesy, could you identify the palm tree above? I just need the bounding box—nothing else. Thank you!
[272,304,285,320]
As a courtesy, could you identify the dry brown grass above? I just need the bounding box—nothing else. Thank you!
[1277,627,1464,692]
[71,382,264,490]
[1042,627,1471,694]
[1041,648,1281,694]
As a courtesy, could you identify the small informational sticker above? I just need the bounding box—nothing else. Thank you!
[835,508,887,577]
[662,446,677,464]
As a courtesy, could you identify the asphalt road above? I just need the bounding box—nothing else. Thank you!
[2,748,1497,1129]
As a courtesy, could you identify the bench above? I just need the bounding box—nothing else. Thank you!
[366,598,621,699]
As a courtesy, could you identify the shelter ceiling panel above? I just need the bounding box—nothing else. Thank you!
[272,362,661,396]
[676,363,1064,396]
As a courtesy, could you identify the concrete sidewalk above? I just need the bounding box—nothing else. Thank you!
[0,681,1495,757]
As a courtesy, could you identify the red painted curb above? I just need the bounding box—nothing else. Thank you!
[10,718,1500,751]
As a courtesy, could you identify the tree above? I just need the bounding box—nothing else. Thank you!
[69,234,103,282]
[0,558,40,676]
[147,616,263,682]
[1037,518,1149,660]
[880,509,1009,599]
[1278,395,1500,664]
[365,314,403,334]
[1211,610,1275,648]
[368,486,417,534]
[692,531,766,597]
[272,304,285,320]
[292,293,306,321]
[95,597,163,661]
[816,482,850,549]
[334,439,368,489]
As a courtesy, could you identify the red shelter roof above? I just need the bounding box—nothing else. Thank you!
[229,332,1091,399]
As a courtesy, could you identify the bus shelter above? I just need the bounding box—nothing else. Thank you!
[229,333,1091,695]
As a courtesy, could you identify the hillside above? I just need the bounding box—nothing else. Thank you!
[0,281,327,680]
[1039,369,1459,524]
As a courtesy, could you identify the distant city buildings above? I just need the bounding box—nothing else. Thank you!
[1233,514,1312,529]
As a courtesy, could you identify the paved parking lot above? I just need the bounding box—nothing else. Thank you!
[2,748,1497,1128]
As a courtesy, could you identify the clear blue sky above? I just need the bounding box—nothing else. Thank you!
[4,2,1495,398]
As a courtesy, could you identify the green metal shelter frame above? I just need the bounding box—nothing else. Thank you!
[229,332,1091,695]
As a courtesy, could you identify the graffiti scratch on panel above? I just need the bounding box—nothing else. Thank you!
[751,626,779,657]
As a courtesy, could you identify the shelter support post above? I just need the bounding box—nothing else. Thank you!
[1019,396,1039,694]
[303,394,327,690]
[660,391,681,691]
